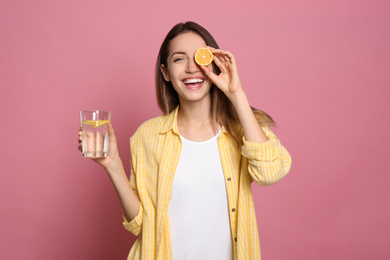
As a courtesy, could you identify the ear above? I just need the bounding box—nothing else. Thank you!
[160,64,170,82]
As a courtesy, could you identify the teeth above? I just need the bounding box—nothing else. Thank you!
[184,78,203,84]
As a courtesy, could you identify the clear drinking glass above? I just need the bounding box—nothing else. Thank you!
[80,110,111,158]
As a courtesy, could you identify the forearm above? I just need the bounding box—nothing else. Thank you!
[229,90,268,144]
[105,158,140,221]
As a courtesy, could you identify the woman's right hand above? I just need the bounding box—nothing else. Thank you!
[78,124,122,170]
[79,124,140,221]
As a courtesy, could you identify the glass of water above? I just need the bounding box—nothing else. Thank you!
[80,110,111,158]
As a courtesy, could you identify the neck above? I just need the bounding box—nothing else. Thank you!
[177,97,214,127]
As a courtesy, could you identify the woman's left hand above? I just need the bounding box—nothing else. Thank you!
[201,46,243,99]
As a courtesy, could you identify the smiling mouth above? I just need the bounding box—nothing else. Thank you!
[183,78,204,89]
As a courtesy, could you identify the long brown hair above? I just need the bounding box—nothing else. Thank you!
[155,21,274,144]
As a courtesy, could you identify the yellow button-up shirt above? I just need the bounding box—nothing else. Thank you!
[123,107,292,259]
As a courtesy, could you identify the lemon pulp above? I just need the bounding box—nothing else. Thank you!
[82,120,110,128]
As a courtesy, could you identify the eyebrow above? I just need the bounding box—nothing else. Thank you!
[170,51,186,58]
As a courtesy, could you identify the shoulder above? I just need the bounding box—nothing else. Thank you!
[130,113,173,157]
[131,111,176,143]
[132,114,167,138]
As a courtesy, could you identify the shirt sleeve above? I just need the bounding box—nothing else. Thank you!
[122,135,143,236]
[122,166,144,236]
[241,126,292,185]
[122,203,143,236]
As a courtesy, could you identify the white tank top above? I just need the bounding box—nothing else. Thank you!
[168,129,232,260]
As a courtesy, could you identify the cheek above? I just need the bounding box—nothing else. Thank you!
[169,75,182,90]
[168,64,183,79]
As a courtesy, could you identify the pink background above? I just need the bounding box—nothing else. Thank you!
[1,0,389,259]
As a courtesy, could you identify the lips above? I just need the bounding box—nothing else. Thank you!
[182,77,204,90]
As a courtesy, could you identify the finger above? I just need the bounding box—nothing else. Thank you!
[207,46,222,54]
[201,66,219,84]
[206,46,226,62]
[221,54,229,63]
[219,52,231,63]
[213,53,223,64]
[107,124,116,143]
[208,47,235,63]
[78,130,83,143]
[223,50,235,64]
[212,50,228,62]
[208,47,227,61]
[78,144,82,152]
[212,54,227,73]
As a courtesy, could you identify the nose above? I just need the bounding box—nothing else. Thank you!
[186,58,200,73]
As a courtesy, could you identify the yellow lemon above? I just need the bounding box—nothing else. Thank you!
[195,47,214,66]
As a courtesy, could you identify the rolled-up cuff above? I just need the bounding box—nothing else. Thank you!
[122,204,143,236]
[241,130,280,162]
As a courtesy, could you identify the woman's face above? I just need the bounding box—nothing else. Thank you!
[161,32,214,104]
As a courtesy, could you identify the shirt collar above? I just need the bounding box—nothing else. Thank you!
[220,125,228,135]
[160,106,180,135]
[159,105,229,136]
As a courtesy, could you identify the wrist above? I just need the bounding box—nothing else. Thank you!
[105,156,124,175]
[228,89,248,107]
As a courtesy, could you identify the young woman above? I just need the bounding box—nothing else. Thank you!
[78,21,291,260]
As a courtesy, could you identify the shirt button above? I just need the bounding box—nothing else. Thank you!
[235,237,237,242]
[232,208,236,212]
[227,177,231,181]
